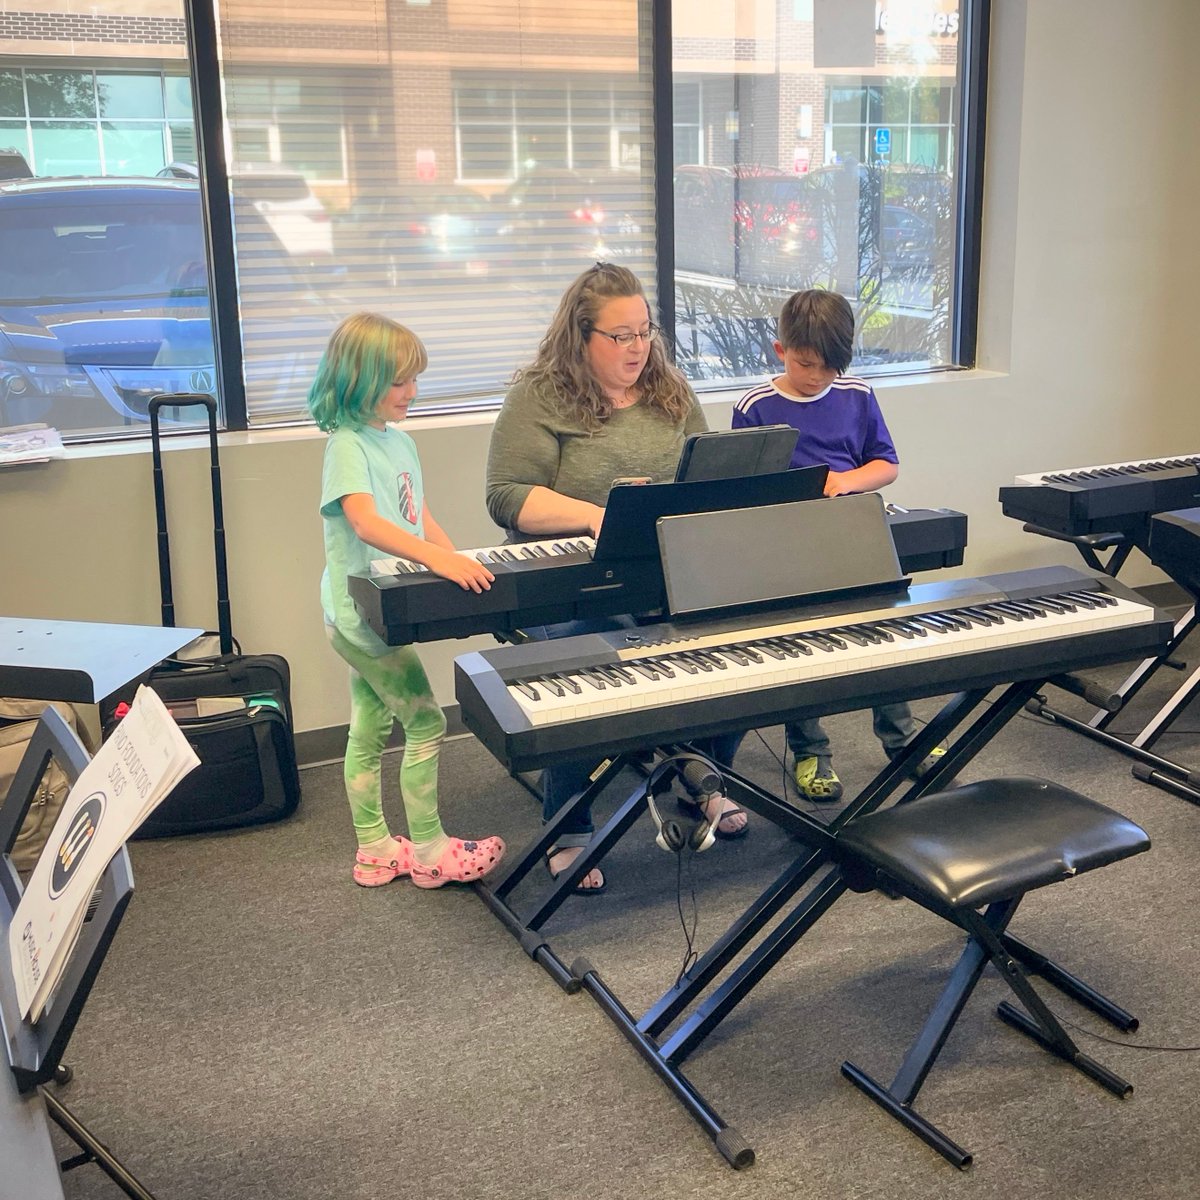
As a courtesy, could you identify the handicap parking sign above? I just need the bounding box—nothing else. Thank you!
[874,127,891,158]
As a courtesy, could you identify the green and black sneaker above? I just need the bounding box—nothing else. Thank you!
[792,755,844,803]
[887,744,948,781]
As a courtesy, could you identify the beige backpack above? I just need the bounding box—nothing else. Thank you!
[0,698,95,877]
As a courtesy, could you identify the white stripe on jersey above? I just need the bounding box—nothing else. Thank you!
[734,375,873,416]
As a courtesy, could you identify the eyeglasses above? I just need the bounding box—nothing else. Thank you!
[590,323,660,348]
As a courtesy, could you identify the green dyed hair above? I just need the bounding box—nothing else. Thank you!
[307,311,428,432]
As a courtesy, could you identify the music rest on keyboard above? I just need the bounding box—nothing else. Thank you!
[1000,454,1200,537]
[348,508,969,646]
[454,565,1171,773]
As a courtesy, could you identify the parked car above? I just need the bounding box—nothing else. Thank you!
[334,186,502,285]
[497,168,648,273]
[0,148,33,182]
[674,163,825,287]
[0,176,332,434]
[798,163,947,280]
[156,162,334,264]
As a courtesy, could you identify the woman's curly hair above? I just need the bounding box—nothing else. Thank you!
[512,262,692,432]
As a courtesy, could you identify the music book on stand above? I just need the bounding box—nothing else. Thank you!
[6,686,199,1023]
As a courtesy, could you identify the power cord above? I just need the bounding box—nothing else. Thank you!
[1046,1004,1200,1053]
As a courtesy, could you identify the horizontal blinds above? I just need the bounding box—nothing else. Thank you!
[213,0,656,424]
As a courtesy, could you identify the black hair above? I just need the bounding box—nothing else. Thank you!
[777,290,854,375]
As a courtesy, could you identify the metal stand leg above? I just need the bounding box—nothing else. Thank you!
[1026,697,1200,806]
[41,1086,157,1200]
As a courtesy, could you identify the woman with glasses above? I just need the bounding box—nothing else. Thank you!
[486,262,747,894]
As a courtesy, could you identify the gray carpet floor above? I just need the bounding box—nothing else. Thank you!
[52,641,1200,1200]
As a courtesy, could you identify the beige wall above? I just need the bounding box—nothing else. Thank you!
[2,0,1198,737]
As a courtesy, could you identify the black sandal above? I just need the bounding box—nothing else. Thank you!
[677,793,749,840]
[545,847,608,895]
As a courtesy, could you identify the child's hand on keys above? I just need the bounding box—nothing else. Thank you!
[427,547,494,592]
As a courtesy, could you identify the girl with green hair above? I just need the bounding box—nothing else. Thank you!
[309,311,504,888]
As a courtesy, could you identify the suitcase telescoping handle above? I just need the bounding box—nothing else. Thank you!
[148,394,233,656]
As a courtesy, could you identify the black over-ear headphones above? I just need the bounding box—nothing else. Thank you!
[644,752,723,854]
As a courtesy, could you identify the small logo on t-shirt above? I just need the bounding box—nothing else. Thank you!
[397,472,418,525]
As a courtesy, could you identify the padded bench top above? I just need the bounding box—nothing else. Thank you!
[836,776,1150,909]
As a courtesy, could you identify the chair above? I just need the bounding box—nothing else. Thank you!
[833,776,1150,1168]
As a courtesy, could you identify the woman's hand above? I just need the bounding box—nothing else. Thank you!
[425,546,495,592]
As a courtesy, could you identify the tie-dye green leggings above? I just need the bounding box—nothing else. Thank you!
[327,627,447,846]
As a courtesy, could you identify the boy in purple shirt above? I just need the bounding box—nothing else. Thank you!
[732,289,943,801]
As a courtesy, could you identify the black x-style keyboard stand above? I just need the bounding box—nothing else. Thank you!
[1021,523,1200,807]
[472,677,1140,1168]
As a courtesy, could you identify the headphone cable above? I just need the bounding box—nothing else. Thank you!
[673,843,701,990]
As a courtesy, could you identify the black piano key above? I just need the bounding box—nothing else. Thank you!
[860,624,893,642]
[578,670,608,690]
[937,611,974,630]
[755,642,788,660]
[1062,589,1109,608]
[1004,601,1045,619]
[720,647,752,665]
[988,603,1030,621]
[738,644,765,662]
[879,619,917,639]
[911,615,953,632]
[538,676,566,697]
[514,681,541,701]
[556,674,583,694]
[832,627,871,647]
[798,633,839,652]
[630,662,659,680]
[668,656,701,675]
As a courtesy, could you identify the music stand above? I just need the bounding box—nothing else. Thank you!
[595,466,828,562]
[1,708,155,1199]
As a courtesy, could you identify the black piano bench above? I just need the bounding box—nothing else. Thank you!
[833,776,1150,1169]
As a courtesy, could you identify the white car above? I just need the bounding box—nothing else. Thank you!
[157,162,333,262]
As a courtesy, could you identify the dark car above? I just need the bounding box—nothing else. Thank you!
[0,176,330,434]
[674,164,825,286]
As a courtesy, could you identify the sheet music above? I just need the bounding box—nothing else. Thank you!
[0,423,64,467]
[7,686,200,1022]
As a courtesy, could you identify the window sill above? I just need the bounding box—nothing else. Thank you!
[58,367,1006,462]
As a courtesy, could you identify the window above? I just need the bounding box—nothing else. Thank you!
[0,41,218,438]
[1,0,982,440]
[214,2,657,423]
[672,0,966,384]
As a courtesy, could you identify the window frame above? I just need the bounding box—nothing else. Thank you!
[93,0,989,438]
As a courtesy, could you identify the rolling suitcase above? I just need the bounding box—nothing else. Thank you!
[104,394,301,838]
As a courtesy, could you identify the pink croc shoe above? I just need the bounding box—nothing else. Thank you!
[352,837,415,887]
[410,836,506,890]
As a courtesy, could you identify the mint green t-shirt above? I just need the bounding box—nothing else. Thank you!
[319,423,426,655]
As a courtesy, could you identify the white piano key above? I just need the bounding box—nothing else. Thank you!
[372,536,596,578]
[498,590,1156,732]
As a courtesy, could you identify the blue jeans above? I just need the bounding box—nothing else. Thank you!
[529,616,745,847]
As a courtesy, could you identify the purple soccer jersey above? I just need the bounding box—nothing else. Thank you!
[732,377,898,473]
